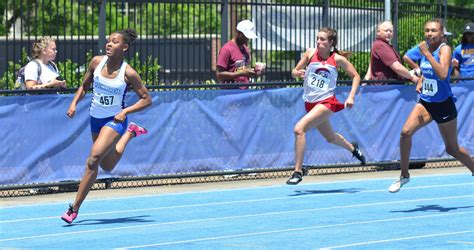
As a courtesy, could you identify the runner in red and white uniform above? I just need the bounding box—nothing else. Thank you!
[287,27,365,185]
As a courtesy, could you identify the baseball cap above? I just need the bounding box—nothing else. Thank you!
[463,22,474,34]
[443,27,452,36]
[236,20,257,39]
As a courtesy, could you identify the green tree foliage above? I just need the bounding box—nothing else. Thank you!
[338,52,371,82]
[0,0,23,35]
[401,0,473,8]
[452,0,474,7]
[0,1,98,36]
[127,52,161,86]
[1,1,220,36]
[137,3,220,35]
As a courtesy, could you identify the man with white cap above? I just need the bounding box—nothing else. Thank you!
[452,22,474,81]
[216,20,259,88]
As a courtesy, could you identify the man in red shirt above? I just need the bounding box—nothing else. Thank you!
[216,20,259,88]
[364,21,418,84]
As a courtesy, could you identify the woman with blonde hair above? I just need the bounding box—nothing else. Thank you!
[23,37,66,89]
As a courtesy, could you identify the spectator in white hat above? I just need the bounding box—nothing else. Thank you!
[216,20,259,88]
[452,22,474,81]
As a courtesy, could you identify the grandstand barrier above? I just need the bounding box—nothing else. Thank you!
[1,83,472,191]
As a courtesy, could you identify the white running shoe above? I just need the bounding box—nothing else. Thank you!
[389,176,410,193]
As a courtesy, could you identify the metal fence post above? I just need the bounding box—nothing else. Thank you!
[393,0,399,51]
[385,0,391,21]
[221,0,229,47]
[322,0,329,27]
[443,0,448,28]
[98,0,106,55]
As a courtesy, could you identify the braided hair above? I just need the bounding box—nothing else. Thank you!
[31,37,55,59]
[114,29,138,51]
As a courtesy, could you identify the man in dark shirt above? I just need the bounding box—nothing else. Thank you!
[364,21,418,84]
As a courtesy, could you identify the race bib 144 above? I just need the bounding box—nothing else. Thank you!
[422,78,438,96]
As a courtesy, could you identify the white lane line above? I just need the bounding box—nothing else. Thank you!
[1,200,473,243]
[1,172,469,209]
[447,240,474,245]
[322,230,474,249]
[119,212,474,249]
[2,183,473,223]
[1,183,472,224]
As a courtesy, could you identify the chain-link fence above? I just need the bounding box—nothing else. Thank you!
[0,159,465,197]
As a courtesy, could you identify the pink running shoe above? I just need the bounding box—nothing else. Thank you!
[127,122,148,137]
[61,204,78,224]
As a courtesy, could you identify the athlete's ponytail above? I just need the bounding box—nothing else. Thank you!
[115,29,138,51]
[332,47,352,58]
[320,27,352,58]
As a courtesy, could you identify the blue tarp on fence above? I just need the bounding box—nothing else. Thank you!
[1,84,473,185]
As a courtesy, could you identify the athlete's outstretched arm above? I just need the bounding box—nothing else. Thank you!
[336,54,360,109]
[112,66,152,123]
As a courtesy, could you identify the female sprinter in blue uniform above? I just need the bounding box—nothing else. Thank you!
[61,29,152,223]
[287,27,365,185]
[389,19,474,193]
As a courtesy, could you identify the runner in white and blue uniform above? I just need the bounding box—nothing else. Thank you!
[61,29,152,224]
[89,55,129,135]
[389,19,474,193]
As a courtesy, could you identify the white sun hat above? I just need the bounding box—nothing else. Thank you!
[236,20,257,39]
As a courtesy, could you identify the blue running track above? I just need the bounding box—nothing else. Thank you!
[1,173,473,249]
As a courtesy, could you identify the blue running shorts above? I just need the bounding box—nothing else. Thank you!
[90,116,128,135]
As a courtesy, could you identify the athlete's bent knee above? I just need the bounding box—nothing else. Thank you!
[294,124,305,137]
[325,135,337,144]
[445,146,460,157]
[86,154,100,170]
[400,128,413,140]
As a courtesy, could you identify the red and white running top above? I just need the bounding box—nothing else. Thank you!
[303,50,338,103]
